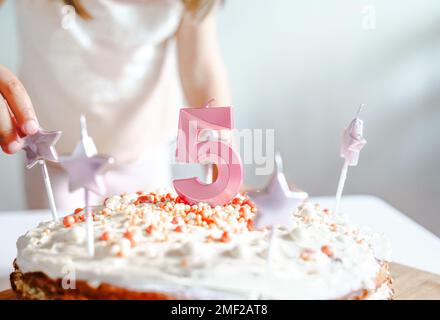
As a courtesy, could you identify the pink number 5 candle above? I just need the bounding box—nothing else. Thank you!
[173,103,243,206]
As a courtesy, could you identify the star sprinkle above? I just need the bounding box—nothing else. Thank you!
[23,129,62,169]
[59,116,113,195]
[248,153,308,230]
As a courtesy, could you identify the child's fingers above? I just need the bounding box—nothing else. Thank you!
[0,65,38,136]
[0,95,22,154]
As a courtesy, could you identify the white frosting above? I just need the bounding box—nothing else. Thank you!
[366,283,393,300]
[15,191,391,299]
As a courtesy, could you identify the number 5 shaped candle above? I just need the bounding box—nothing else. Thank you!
[173,101,243,206]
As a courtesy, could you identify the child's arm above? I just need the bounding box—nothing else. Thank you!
[0,64,39,154]
[176,7,231,108]
[177,9,234,182]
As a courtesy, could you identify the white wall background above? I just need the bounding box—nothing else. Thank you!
[0,0,24,210]
[0,0,439,235]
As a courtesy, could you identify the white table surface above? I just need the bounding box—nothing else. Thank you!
[0,195,439,291]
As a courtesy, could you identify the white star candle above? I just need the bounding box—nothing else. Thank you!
[334,105,367,214]
[248,153,307,269]
[23,128,62,221]
[59,116,114,256]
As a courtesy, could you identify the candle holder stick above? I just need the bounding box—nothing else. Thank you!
[248,153,308,269]
[59,116,113,257]
[334,105,367,214]
[39,160,58,221]
[23,129,62,222]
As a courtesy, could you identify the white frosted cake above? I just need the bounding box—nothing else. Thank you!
[11,190,393,299]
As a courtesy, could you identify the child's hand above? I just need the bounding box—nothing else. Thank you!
[0,64,38,154]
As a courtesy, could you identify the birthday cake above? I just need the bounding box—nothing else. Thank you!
[10,189,393,300]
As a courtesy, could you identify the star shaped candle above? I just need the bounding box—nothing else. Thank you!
[59,116,113,195]
[340,111,367,166]
[22,128,62,221]
[59,115,113,256]
[248,153,308,231]
[334,105,367,214]
[60,147,113,195]
[23,129,62,169]
[248,153,307,270]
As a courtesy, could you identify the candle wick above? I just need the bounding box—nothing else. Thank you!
[80,114,88,139]
[204,98,217,108]
[274,152,283,173]
[356,104,365,118]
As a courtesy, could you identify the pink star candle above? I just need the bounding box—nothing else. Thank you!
[334,105,367,214]
[23,128,62,221]
[173,99,243,206]
[59,115,114,256]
